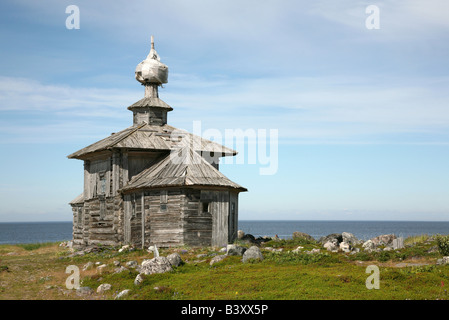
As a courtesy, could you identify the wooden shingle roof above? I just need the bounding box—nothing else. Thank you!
[120,146,247,193]
[67,123,236,160]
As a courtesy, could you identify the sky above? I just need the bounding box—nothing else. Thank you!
[0,0,448,222]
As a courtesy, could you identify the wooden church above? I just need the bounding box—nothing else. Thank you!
[68,37,247,248]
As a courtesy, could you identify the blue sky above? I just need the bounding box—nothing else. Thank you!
[0,0,448,222]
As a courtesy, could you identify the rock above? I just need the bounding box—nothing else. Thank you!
[339,241,352,253]
[319,233,343,245]
[265,247,284,252]
[240,233,256,244]
[118,245,130,253]
[125,261,138,268]
[307,248,321,254]
[342,232,359,245]
[113,260,121,267]
[210,255,227,266]
[134,274,145,286]
[427,245,439,253]
[167,253,182,267]
[362,240,376,252]
[76,287,93,296]
[237,230,245,239]
[226,245,247,256]
[82,261,94,271]
[115,289,130,300]
[370,234,397,246]
[323,240,339,252]
[242,246,263,263]
[292,246,303,253]
[97,283,112,293]
[436,256,449,265]
[96,264,108,274]
[113,266,128,274]
[292,232,315,242]
[392,237,404,250]
[140,257,172,275]
[219,247,227,253]
[383,246,392,251]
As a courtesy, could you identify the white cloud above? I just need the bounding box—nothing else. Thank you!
[2,73,448,145]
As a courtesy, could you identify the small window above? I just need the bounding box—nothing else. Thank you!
[100,199,106,220]
[160,191,168,211]
[131,195,136,218]
[202,202,210,213]
[98,172,106,195]
[77,207,83,225]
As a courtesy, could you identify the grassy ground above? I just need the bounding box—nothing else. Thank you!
[0,236,448,300]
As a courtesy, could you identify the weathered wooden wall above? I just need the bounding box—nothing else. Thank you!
[73,148,240,248]
[183,189,212,246]
[72,195,123,247]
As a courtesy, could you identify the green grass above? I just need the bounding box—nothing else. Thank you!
[15,242,56,251]
[1,236,449,300]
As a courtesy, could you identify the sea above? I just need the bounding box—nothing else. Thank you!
[1,220,449,245]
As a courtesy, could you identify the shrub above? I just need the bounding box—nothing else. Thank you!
[436,235,449,256]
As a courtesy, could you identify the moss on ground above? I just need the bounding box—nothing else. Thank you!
[0,235,448,300]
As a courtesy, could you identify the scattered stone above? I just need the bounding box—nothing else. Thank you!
[383,246,393,251]
[113,266,128,274]
[307,248,321,254]
[237,230,245,239]
[140,257,172,275]
[59,241,73,248]
[210,255,227,266]
[97,283,112,293]
[339,241,352,253]
[342,232,360,246]
[219,247,227,253]
[392,237,404,250]
[370,234,397,246]
[323,240,339,252]
[96,264,107,274]
[115,289,130,300]
[242,246,263,263]
[82,262,94,271]
[239,233,272,245]
[76,287,93,296]
[362,240,376,252]
[167,252,182,267]
[125,261,138,269]
[427,245,439,253]
[292,246,303,253]
[113,260,121,267]
[118,245,131,253]
[436,256,449,265]
[292,232,315,242]
[265,247,284,252]
[134,273,145,286]
[319,233,343,245]
[226,244,247,256]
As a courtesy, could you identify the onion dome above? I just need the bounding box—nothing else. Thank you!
[135,36,168,85]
